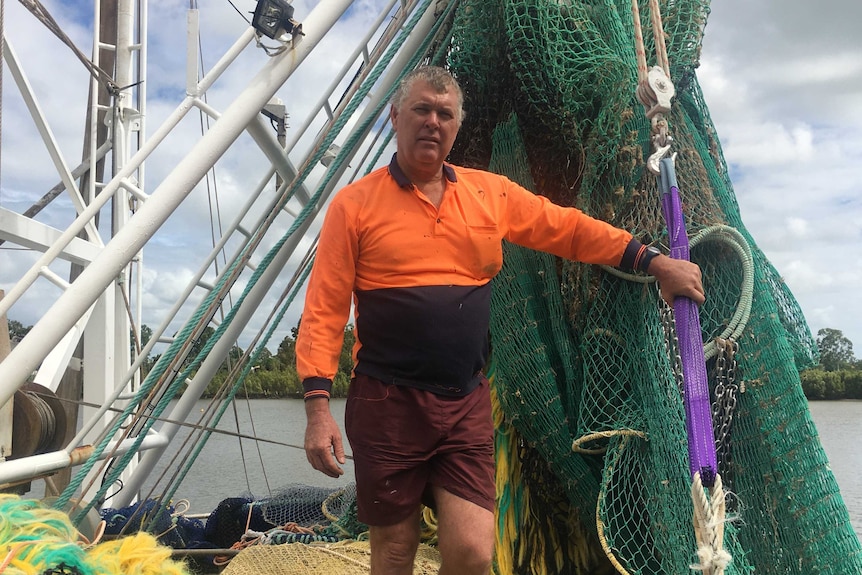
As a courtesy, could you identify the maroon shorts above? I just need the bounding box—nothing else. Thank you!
[344,373,495,526]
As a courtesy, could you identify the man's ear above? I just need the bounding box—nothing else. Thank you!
[389,104,398,128]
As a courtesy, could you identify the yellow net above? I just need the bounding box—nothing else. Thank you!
[219,541,441,575]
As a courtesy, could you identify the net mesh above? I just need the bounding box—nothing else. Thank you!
[260,484,357,530]
[443,1,862,574]
[220,542,441,575]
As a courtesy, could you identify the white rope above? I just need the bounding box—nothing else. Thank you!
[690,472,732,575]
[631,0,649,84]
[648,0,670,77]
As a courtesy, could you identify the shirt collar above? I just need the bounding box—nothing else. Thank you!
[388,153,457,189]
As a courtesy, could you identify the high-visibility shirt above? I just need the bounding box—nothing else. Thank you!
[296,155,649,399]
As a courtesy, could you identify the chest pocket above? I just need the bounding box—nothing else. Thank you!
[465,224,502,279]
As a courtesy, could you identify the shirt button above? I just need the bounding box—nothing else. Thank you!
[436,218,442,223]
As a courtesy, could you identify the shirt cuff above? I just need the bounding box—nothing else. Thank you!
[620,239,662,273]
[302,377,333,400]
[620,238,647,271]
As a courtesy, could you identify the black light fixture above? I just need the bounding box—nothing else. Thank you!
[251,0,297,40]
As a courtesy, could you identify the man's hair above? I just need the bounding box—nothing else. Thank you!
[391,66,465,122]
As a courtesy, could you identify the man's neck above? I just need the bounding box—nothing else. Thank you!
[397,159,447,208]
[399,161,444,187]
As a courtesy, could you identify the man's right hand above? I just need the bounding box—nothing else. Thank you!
[304,397,346,478]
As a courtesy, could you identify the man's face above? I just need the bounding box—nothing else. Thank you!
[390,80,461,172]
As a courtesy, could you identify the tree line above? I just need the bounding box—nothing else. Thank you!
[799,328,862,400]
[6,320,860,400]
[6,318,355,399]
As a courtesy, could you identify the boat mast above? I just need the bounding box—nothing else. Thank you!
[66,0,145,504]
[0,0,145,503]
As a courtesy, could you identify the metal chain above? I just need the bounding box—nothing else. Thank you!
[712,337,740,502]
[657,283,686,397]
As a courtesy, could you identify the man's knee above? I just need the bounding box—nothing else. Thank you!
[375,536,420,567]
[439,534,494,574]
[369,518,422,573]
[432,487,495,575]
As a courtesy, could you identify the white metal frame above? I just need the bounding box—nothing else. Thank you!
[0,0,451,507]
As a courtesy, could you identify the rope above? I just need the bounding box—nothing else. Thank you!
[648,0,670,77]
[0,495,190,575]
[17,0,118,94]
[629,2,733,572]
[690,472,732,575]
[689,225,753,361]
[601,223,753,361]
[595,436,636,575]
[630,0,649,84]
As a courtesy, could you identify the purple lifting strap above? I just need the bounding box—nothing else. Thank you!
[659,158,717,487]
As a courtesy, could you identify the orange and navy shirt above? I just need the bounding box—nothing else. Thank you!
[296,154,651,399]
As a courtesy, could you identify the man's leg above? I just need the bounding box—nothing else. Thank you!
[432,485,495,575]
[369,508,422,575]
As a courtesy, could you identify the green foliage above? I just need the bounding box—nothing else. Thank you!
[197,320,354,399]
[816,328,856,371]
[822,371,845,400]
[235,369,301,398]
[800,328,861,399]
[6,319,31,342]
[130,324,155,376]
[339,325,356,376]
[801,367,861,400]
[332,372,350,397]
[800,368,826,400]
[844,370,862,399]
[276,331,297,370]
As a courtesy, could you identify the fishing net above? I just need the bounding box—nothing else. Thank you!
[219,542,441,575]
[202,484,364,549]
[443,1,862,574]
[198,487,445,574]
[0,494,193,575]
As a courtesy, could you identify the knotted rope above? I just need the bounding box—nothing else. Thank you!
[691,472,731,575]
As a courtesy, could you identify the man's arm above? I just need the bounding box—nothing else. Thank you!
[296,195,357,477]
[497,178,705,304]
[296,197,358,398]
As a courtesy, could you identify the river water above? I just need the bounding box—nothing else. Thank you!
[144,398,861,539]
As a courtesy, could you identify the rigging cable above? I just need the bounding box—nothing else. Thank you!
[17,0,118,94]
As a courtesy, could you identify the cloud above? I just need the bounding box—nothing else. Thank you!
[701,0,862,350]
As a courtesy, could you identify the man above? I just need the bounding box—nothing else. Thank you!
[296,66,704,575]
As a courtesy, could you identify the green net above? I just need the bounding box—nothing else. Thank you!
[444,1,862,574]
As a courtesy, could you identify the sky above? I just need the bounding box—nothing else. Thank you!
[698,1,862,353]
[1,0,861,359]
